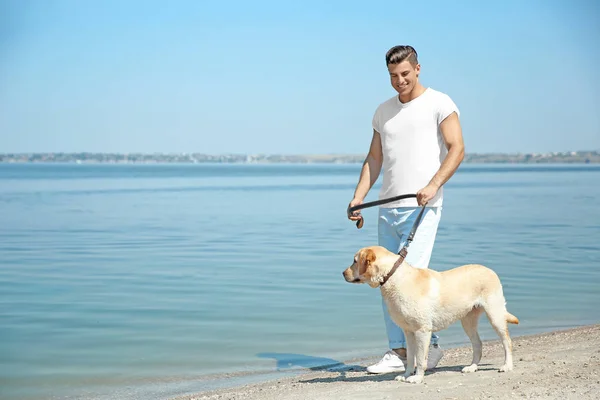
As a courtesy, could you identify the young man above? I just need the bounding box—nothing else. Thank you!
[348,45,465,373]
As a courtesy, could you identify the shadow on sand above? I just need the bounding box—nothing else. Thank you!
[257,352,497,384]
[297,363,497,384]
[256,352,364,373]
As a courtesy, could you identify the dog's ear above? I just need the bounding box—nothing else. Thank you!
[359,248,382,288]
[358,248,377,276]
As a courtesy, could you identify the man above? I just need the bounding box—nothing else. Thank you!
[348,45,465,374]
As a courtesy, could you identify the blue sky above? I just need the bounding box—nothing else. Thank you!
[1,0,598,154]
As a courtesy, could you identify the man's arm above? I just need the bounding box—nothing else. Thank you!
[416,112,465,205]
[430,112,465,187]
[348,130,383,220]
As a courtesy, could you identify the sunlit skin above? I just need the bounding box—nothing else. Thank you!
[388,60,426,103]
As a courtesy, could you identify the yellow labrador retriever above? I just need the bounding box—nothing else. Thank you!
[343,245,519,384]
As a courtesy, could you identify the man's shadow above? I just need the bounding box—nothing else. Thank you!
[256,352,364,373]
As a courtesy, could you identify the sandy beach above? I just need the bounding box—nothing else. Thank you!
[177,324,600,400]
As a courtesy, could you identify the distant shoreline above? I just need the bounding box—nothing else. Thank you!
[1,151,599,164]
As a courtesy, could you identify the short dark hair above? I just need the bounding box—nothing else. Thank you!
[385,45,418,66]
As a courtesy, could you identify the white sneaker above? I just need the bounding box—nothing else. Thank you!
[427,343,444,370]
[366,350,406,374]
[366,345,444,374]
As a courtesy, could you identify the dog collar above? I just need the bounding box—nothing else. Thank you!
[381,247,408,286]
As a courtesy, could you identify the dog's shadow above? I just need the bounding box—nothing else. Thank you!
[298,363,497,384]
[257,352,498,384]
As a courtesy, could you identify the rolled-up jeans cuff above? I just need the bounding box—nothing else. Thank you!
[389,341,406,349]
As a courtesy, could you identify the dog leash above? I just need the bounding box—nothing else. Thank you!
[348,193,429,285]
[347,193,428,246]
[347,193,425,232]
[347,193,417,228]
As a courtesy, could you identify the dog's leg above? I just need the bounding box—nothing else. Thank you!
[461,307,483,373]
[395,331,416,382]
[485,296,514,372]
[399,330,430,384]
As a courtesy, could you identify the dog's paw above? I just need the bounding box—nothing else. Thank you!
[405,374,424,384]
[395,371,414,382]
[499,364,513,373]
[462,364,478,373]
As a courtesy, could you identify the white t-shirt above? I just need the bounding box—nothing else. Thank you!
[372,87,459,208]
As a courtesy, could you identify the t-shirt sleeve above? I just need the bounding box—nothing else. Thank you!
[372,106,382,133]
[437,94,460,125]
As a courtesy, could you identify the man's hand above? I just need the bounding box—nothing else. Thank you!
[416,183,439,206]
[347,198,363,221]
[347,198,365,228]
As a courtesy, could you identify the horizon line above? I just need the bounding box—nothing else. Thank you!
[1,150,599,156]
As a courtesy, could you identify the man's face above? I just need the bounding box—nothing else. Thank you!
[388,60,420,95]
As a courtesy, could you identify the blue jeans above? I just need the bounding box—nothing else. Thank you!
[378,206,442,349]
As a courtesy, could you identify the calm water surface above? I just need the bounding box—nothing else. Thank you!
[1,163,599,399]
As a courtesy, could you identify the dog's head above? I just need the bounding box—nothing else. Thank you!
[342,246,390,288]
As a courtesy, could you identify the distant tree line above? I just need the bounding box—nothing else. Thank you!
[0,151,599,164]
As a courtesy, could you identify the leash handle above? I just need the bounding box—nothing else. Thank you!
[346,207,365,229]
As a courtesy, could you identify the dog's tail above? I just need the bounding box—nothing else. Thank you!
[506,312,519,324]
